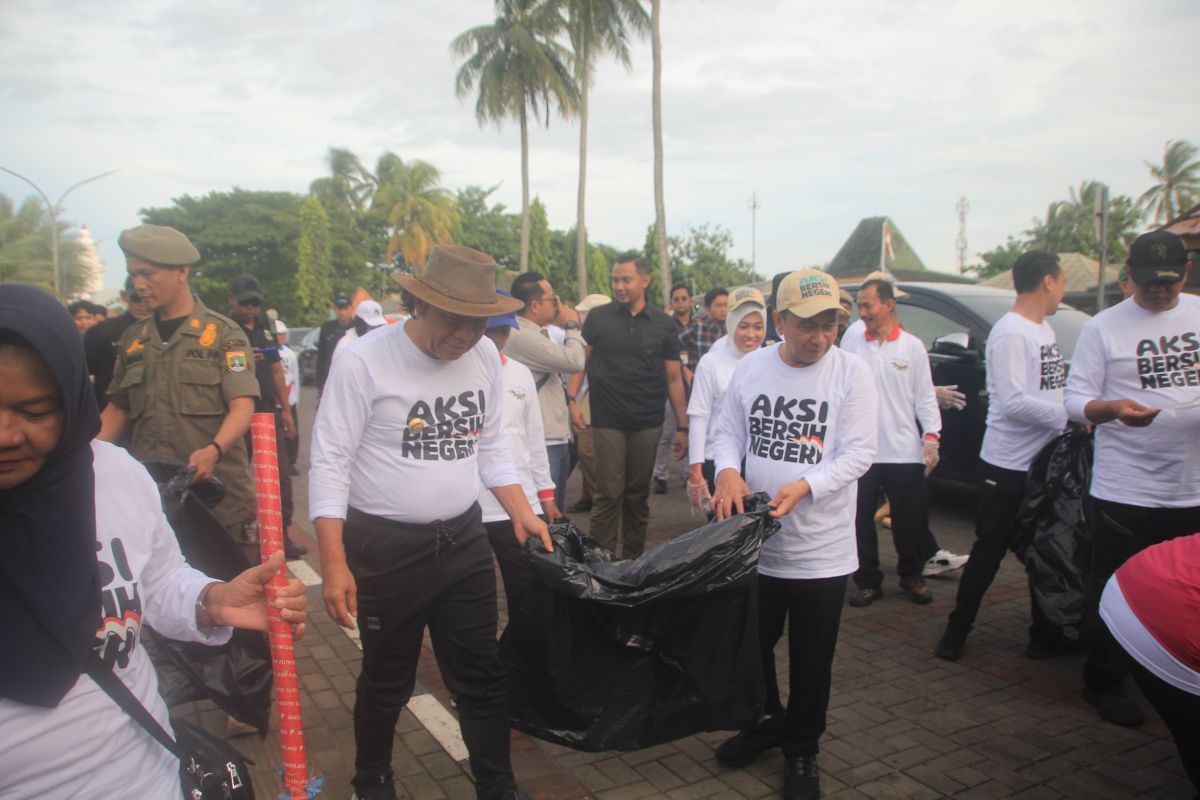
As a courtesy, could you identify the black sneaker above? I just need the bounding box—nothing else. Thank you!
[784,754,820,800]
[568,499,592,513]
[351,774,397,800]
[1025,633,1082,659]
[848,586,883,607]
[497,791,533,800]
[714,716,785,766]
[899,576,933,604]
[935,623,970,661]
[1083,687,1144,727]
[653,478,668,495]
[283,536,308,560]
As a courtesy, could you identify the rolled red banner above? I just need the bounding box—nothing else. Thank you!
[250,412,311,798]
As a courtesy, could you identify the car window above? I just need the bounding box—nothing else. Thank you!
[1046,306,1090,362]
[895,302,971,350]
[301,328,319,349]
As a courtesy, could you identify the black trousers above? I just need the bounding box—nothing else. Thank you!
[1082,498,1200,693]
[484,519,536,608]
[1127,660,1200,792]
[948,461,1057,640]
[853,463,935,589]
[757,573,848,756]
[344,505,515,800]
[285,402,299,467]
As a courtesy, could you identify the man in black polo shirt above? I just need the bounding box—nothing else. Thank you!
[579,253,687,558]
[316,293,357,396]
[84,275,152,410]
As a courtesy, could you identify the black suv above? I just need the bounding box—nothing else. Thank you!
[767,278,1092,485]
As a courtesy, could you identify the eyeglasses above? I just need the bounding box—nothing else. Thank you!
[238,298,262,308]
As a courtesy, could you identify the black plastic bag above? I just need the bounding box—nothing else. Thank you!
[141,462,274,733]
[500,494,779,752]
[1012,431,1094,627]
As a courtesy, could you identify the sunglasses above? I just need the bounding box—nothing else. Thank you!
[238,298,262,308]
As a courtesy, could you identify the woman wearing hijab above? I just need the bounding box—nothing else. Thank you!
[0,285,307,800]
[685,287,767,512]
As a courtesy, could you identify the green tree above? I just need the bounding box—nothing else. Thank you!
[1138,139,1200,225]
[0,194,86,294]
[967,236,1024,280]
[643,222,758,303]
[452,0,579,272]
[295,197,336,324]
[370,153,459,271]
[562,0,648,295]
[309,147,379,290]
[1025,181,1140,263]
[140,189,308,321]
[456,184,521,268]
[528,195,554,277]
[587,247,611,298]
[309,147,375,220]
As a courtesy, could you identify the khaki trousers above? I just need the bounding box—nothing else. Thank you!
[590,425,662,559]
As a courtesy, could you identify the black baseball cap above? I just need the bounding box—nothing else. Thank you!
[230,274,265,304]
[334,293,352,308]
[1127,231,1188,284]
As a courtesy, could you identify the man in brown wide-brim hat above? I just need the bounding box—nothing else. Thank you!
[310,244,546,800]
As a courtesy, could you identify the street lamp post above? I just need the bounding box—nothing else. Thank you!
[0,166,118,299]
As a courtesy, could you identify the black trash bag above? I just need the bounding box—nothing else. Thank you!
[140,462,273,733]
[1012,430,1094,627]
[500,493,779,752]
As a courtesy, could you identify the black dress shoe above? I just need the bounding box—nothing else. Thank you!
[1083,687,1144,727]
[653,478,668,494]
[714,714,785,766]
[283,536,308,560]
[935,622,970,661]
[568,499,592,513]
[784,754,820,800]
[899,576,933,604]
[848,586,883,607]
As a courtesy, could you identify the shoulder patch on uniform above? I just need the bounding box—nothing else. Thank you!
[223,338,243,351]
[226,350,248,373]
[199,322,218,347]
[126,338,144,354]
[189,318,201,329]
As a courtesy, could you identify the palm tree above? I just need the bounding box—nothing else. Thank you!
[371,153,459,270]
[1138,139,1200,225]
[309,147,375,222]
[453,0,579,272]
[563,0,648,295]
[650,0,669,304]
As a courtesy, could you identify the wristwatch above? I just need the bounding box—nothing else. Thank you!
[564,320,581,331]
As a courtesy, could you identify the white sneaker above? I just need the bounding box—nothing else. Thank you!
[923,549,968,576]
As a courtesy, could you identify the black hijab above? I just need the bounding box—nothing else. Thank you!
[0,285,102,707]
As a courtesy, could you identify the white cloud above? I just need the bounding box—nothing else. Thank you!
[1,0,1196,290]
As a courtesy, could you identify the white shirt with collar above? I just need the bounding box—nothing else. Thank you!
[478,354,556,522]
[840,322,940,464]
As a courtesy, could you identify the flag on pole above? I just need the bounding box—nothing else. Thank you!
[883,221,895,262]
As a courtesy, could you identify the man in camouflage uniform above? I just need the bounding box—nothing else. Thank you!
[98,224,261,540]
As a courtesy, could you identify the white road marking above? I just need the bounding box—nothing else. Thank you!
[407,694,469,763]
[287,559,323,588]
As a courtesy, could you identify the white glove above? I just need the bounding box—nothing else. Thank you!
[923,441,941,477]
[936,385,967,410]
[686,477,712,516]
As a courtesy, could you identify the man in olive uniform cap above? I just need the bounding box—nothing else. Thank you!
[98,224,262,540]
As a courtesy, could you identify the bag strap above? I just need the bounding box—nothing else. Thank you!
[535,371,553,391]
[86,654,182,760]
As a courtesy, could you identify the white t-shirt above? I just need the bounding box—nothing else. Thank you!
[310,321,520,523]
[714,345,878,579]
[839,326,939,463]
[478,355,554,523]
[1065,295,1200,507]
[280,344,300,407]
[0,442,231,800]
[687,335,744,464]
[980,311,1068,471]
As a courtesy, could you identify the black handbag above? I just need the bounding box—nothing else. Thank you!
[88,657,255,799]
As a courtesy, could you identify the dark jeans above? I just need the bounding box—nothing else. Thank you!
[546,442,571,513]
[948,461,1057,641]
[853,463,935,589]
[757,573,848,756]
[1127,660,1200,792]
[484,519,536,608]
[591,426,662,559]
[285,402,299,466]
[1082,498,1200,693]
[344,505,515,799]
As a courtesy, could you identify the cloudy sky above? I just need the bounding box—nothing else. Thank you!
[2,0,1197,291]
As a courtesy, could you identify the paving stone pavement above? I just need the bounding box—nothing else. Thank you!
[176,388,1193,799]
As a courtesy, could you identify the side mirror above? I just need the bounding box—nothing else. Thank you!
[931,331,976,359]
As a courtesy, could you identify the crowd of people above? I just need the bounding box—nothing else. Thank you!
[1,222,1196,800]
